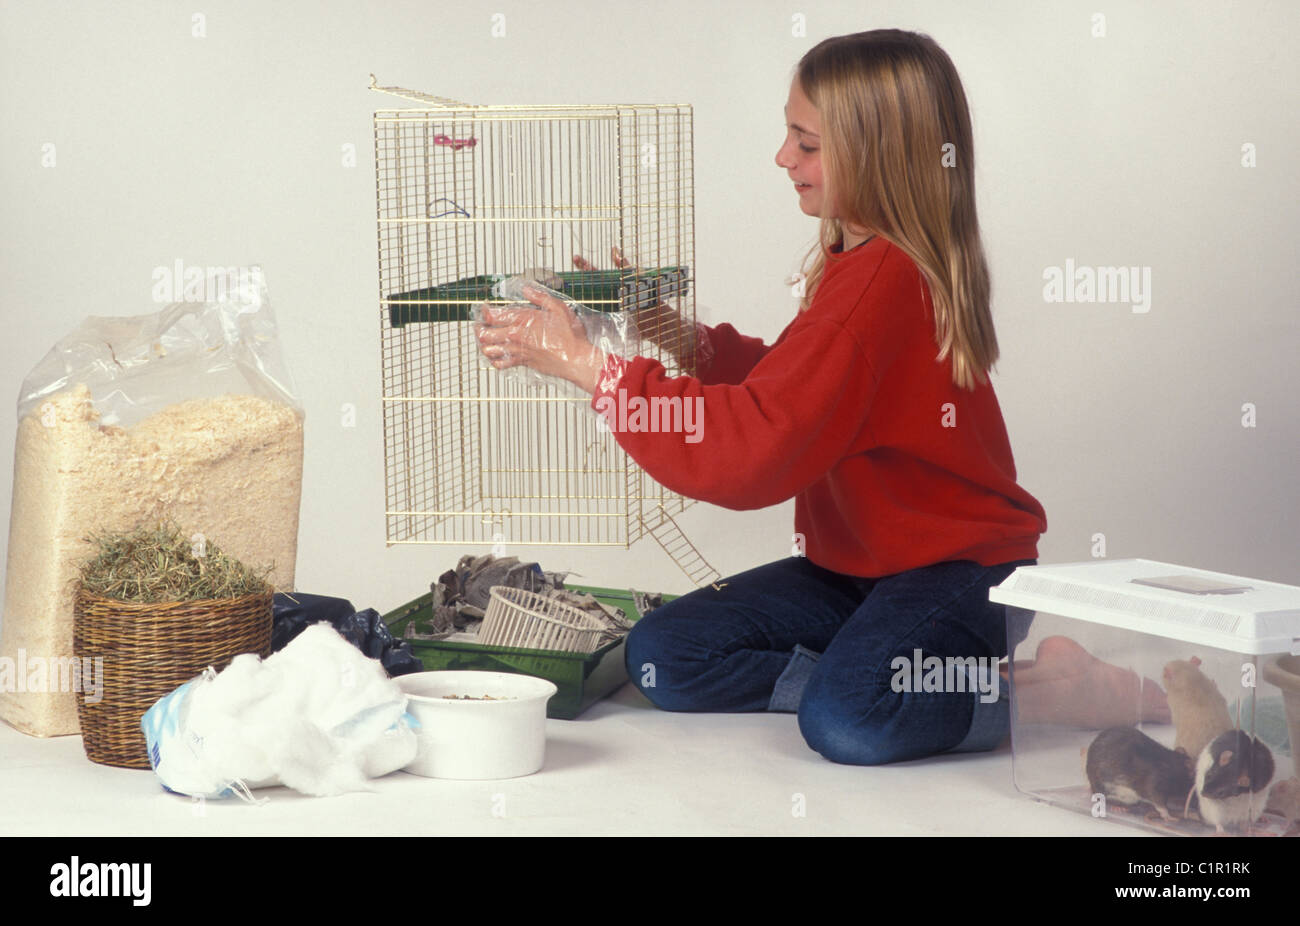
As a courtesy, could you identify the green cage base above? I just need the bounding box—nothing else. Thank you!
[381,583,677,719]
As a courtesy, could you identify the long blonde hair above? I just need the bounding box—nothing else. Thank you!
[796,30,997,390]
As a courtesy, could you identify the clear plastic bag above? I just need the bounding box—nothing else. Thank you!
[625,301,716,373]
[17,265,301,426]
[470,269,726,396]
[471,274,641,397]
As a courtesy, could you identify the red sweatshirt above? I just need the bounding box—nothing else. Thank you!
[589,235,1047,578]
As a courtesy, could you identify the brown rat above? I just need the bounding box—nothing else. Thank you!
[1162,656,1232,759]
[1085,725,1196,823]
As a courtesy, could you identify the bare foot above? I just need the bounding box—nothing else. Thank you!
[1009,636,1171,727]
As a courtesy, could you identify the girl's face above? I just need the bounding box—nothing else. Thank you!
[776,78,872,248]
[776,79,825,219]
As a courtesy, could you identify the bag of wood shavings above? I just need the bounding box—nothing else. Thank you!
[0,266,304,737]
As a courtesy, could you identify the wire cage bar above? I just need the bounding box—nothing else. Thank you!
[373,79,717,585]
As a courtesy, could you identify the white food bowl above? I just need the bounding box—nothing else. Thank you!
[397,671,558,780]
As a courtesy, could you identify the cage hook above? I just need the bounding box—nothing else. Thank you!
[429,197,470,219]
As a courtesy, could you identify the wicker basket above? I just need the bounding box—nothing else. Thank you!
[72,588,274,769]
[478,586,606,655]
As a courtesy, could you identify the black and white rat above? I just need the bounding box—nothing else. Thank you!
[1085,726,1195,822]
[1190,729,1275,834]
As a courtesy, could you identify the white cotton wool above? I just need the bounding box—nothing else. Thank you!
[149,624,417,799]
[183,654,283,788]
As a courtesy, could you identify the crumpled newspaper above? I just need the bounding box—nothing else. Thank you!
[406,553,649,648]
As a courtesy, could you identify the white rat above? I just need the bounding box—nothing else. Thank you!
[1162,656,1232,759]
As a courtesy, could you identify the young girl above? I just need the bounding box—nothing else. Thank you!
[477,30,1063,765]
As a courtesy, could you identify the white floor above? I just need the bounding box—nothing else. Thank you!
[0,682,1144,837]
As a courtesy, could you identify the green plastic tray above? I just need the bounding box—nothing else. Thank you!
[381,584,676,719]
[386,267,690,326]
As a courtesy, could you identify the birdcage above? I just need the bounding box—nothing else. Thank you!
[371,77,719,587]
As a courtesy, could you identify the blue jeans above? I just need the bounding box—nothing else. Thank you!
[624,555,1036,765]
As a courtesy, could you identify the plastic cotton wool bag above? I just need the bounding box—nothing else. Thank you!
[471,274,643,397]
[142,624,418,800]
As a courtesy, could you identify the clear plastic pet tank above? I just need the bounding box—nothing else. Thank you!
[990,558,1300,836]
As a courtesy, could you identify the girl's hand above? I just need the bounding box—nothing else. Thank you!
[573,246,632,272]
[476,284,607,394]
[577,247,696,364]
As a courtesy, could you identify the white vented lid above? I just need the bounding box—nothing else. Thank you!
[988,558,1300,654]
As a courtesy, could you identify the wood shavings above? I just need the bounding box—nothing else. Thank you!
[0,384,303,736]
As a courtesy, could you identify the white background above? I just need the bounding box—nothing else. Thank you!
[2,0,1297,620]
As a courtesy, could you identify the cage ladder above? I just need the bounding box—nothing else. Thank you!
[641,503,723,589]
